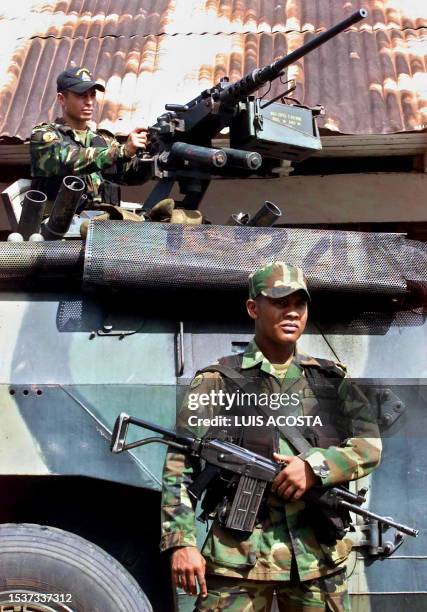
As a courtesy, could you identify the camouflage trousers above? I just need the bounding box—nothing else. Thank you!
[194,570,350,612]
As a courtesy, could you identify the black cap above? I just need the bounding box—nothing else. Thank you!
[57,67,105,94]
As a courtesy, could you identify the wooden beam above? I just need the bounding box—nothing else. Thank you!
[213,132,427,158]
[1,171,426,233]
[0,132,426,166]
[196,172,427,224]
[0,143,30,165]
[317,132,427,157]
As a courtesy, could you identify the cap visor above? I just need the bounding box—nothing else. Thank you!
[261,287,311,301]
[66,81,105,93]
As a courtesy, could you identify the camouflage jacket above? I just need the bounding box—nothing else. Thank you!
[30,119,150,204]
[160,340,382,582]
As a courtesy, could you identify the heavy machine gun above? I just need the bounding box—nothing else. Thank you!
[111,412,418,557]
[143,9,368,210]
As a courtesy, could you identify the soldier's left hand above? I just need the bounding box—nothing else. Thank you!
[271,453,317,501]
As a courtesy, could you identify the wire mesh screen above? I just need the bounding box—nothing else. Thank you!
[56,299,84,331]
[84,222,427,298]
[0,241,83,279]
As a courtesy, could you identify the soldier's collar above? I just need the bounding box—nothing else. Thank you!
[241,340,264,370]
[54,117,72,134]
[241,340,302,374]
[54,117,92,136]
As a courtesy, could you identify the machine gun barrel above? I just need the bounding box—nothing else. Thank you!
[169,142,227,169]
[218,8,368,105]
[41,176,85,240]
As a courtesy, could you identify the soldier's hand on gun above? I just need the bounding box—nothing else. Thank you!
[170,546,208,598]
[272,453,317,501]
[124,127,148,156]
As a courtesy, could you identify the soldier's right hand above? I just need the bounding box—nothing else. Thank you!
[170,546,208,598]
[124,127,148,157]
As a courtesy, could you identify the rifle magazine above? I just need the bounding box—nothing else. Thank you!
[225,475,266,532]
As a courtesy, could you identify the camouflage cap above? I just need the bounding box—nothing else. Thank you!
[57,67,105,94]
[248,261,310,300]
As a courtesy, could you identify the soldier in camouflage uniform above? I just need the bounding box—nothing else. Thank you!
[161,262,381,611]
[30,66,150,208]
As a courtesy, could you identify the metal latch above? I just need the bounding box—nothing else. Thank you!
[90,313,145,340]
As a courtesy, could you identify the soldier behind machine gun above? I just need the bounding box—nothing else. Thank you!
[30,66,150,214]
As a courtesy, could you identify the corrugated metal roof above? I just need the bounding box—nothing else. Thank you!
[0,0,425,139]
[2,0,426,36]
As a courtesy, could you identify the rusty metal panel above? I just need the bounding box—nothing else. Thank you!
[0,0,425,139]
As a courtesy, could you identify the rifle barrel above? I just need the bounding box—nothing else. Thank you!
[338,499,418,537]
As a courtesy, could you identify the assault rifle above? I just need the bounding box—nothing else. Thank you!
[142,9,368,210]
[111,413,417,557]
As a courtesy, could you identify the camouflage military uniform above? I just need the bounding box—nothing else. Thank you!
[30,119,150,206]
[162,262,381,610]
[161,341,381,611]
[194,572,349,611]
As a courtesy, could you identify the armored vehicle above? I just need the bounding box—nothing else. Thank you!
[0,7,426,612]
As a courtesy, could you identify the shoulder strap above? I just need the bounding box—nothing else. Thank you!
[303,358,345,395]
[198,353,246,386]
[255,402,313,454]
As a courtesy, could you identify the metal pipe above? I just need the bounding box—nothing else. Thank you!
[246,201,282,226]
[42,176,85,240]
[0,241,84,280]
[17,190,47,240]
[227,212,250,226]
[221,148,262,170]
[169,142,227,169]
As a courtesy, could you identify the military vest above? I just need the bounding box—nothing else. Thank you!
[200,352,349,456]
[198,353,353,543]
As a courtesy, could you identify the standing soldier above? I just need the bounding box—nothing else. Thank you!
[30,66,150,210]
[161,261,381,611]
